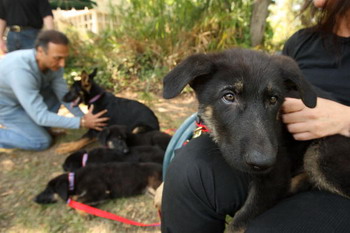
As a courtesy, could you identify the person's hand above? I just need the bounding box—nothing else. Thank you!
[0,38,7,54]
[282,97,350,140]
[81,105,109,131]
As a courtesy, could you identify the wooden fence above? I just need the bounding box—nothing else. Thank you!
[53,7,117,33]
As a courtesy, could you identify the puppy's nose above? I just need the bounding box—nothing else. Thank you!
[245,151,275,171]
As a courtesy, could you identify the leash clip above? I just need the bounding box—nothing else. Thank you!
[193,126,203,138]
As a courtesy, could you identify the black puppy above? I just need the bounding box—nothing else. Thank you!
[98,124,172,153]
[56,69,160,154]
[35,162,162,205]
[62,146,165,172]
[163,48,350,232]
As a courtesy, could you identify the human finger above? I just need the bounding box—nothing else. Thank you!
[88,104,95,113]
[94,117,109,123]
[282,98,305,113]
[292,132,316,141]
[94,109,108,117]
[93,124,106,131]
[282,111,307,124]
[285,122,310,134]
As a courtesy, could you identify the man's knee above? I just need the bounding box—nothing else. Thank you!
[24,135,52,151]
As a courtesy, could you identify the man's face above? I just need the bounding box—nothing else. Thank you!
[37,42,69,72]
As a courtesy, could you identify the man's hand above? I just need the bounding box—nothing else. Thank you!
[282,97,350,140]
[0,38,6,54]
[82,105,109,131]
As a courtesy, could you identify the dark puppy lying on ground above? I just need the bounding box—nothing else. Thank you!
[162,48,350,232]
[56,69,160,154]
[62,146,165,172]
[35,162,162,205]
[98,124,172,153]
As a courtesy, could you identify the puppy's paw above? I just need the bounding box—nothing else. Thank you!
[154,182,164,211]
[227,222,246,233]
[289,172,311,194]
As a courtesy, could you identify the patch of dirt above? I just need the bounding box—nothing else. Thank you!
[0,92,197,233]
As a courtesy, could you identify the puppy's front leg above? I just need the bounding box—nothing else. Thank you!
[228,171,290,232]
[227,180,262,233]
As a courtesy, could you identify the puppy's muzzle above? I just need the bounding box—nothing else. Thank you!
[245,151,276,171]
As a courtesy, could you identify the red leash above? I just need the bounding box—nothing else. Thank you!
[67,199,161,227]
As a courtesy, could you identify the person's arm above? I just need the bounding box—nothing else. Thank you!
[42,15,54,30]
[0,18,6,53]
[39,0,54,30]
[9,69,82,128]
[0,0,6,54]
[282,97,350,140]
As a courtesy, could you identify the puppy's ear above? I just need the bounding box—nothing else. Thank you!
[163,53,214,99]
[273,55,317,108]
[98,127,110,145]
[89,68,98,79]
[53,174,69,201]
[81,70,92,91]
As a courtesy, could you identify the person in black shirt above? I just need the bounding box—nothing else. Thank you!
[161,0,350,232]
[0,0,54,53]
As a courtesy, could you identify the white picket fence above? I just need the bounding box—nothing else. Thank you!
[53,7,117,33]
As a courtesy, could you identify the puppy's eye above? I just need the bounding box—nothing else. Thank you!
[222,93,235,103]
[269,96,278,104]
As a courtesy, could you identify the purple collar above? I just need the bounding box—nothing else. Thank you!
[88,93,102,104]
[82,153,88,167]
[68,172,75,191]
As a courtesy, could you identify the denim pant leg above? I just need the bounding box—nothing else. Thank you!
[0,93,61,150]
[6,29,40,52]
[0,109,52,150]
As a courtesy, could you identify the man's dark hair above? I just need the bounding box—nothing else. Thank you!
[35,30,70,52]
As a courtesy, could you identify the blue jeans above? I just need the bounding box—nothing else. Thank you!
[0,94,60,151]
[6,29,40,52]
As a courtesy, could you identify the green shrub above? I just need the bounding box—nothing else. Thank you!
[64,0,280,98]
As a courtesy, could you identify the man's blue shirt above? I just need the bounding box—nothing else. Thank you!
[0,49,83,128]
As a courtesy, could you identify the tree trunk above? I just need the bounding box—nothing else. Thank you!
[250,0,271,47]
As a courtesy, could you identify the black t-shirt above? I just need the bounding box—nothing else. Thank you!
[0,0,53,29]
[282,28,350,106]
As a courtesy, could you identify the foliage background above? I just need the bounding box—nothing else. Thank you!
[62,0,305,97]
[1,1,311,232]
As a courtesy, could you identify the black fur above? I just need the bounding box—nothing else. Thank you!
[35,162,163,205]
[163,48,350,232]
[62,146,165,172]
[63,69,160,140]
[98,124,172,153]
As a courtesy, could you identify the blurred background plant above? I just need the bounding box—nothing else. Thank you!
[55,0,305,97]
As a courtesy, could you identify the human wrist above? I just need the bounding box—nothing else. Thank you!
[338,105,350,137]
[344,107,350,137]
[80,117,86,128]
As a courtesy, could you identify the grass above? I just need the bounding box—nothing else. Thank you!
[0,92,197,233]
